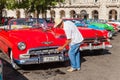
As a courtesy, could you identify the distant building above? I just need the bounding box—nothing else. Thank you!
[2,0,120,20]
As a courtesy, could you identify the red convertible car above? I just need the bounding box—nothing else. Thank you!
[0,18,69,68]
[0,18,112,68]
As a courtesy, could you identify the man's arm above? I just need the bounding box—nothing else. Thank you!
[57,39,71,51]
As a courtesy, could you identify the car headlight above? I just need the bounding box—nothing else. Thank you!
[18,42,26,50]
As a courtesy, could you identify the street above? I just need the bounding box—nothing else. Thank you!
[1,32,120,80]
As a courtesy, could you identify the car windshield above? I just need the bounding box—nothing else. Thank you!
[63,19,87,27]
[64,19,82,23]
[8,18,48,30]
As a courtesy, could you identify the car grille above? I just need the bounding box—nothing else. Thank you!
[28,46,63,55]
[83,37,107,43]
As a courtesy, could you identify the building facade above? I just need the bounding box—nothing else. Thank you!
[2,0,120,20]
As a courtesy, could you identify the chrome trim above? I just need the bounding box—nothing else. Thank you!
[18,42,26,50]
[15,54,69,65]
[41,41,53,45]
[26,46,59,54]
[16,46,69,65]
[28,46,61,55]
[80,42,112,51]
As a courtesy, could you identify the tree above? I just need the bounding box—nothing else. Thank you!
[6,0,65,18]
[0,0,6,24]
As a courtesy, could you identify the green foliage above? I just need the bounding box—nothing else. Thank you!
[6,0,15,9]
[0,0,6,9]
[1,0,65,18]
[6,0,64,11]
[0,0,7,22]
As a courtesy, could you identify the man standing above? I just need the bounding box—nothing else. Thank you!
[54,18,84,72]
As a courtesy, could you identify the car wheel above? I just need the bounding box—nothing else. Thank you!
[10,51,17,68]
[108,31,113,38]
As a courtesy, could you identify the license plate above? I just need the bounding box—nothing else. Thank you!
[92,45,103,49]
[43,56,59,62]
[92,42,105,49]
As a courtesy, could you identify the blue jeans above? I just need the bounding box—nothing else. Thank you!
[68,43,81,69]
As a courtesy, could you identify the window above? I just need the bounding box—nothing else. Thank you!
[50,10,55,18]
[83,0,88,3]
[92,10,99,20]
[110,0,118,2]
[2,10,7,17]
[70,10,76,18]
[109,10,117,20]
[73,0,76,3]
[60,10,65,18]
[72,0,80,3]
[94,0,98,2]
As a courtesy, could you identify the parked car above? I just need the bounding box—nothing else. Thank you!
[77,27,112,51]
[0,18,112,69]
[89,22,115,34]
[107,21,120,31]
[0,18,69,68]
[63,18,113,38]
[49,18,112,51]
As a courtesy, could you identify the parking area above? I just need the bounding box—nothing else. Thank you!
[0,32,120,80]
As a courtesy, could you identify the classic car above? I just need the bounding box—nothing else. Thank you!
[107,21,120,31]
[48,18,112,51]
[0,18,112,68]
[77,27,112,51]
[0,18,69,68]
[89,22,115,33]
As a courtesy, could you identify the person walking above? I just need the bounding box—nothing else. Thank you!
[54,18,84,72]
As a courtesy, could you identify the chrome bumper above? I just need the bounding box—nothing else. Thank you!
[15,53,69,65]
[80,42,112,51]
[15,46,69,65]
[118,26,120,31]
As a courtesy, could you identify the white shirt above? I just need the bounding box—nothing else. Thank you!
[63,21,84,45]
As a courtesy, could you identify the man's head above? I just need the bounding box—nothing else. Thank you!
[54,17,63,28]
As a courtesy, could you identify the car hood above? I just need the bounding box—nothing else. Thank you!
[7,28,66,48]
[78,27,105,39]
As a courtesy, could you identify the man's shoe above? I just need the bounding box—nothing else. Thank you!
[77,68,81,71]
[67,68,76,72]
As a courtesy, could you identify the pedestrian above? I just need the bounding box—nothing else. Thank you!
[54,17,84,72]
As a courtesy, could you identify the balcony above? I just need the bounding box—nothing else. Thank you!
[64,2,100,8]
[106,2,120,8]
